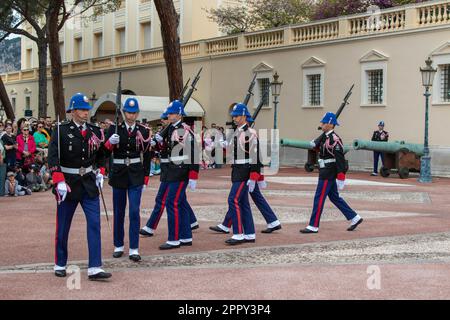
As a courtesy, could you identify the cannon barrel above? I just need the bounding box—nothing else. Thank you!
[280,138,352,154]
[352,140,424,156]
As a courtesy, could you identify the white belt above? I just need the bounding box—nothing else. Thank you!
[160,158,170,163]
[60,166,93,176]
[321,159,336,164]
[234,159,252,165]
[113,157,141,166]
[170,155,189,162]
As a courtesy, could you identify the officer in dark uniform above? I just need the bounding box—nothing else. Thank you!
[210,115,281,235]
[220,103,261,245]
[140,110,199,238]
[154,101,200,250]
[300,112,363,234]
[48,93,111,280]
[103,97,151,262]
[371,121,389,176]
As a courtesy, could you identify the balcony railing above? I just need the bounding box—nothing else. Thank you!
[3,0,450,83]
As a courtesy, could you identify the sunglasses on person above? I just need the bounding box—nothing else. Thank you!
[23,128,29,131]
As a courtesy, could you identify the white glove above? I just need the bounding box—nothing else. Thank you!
[258,180,267,189]
[56,182,68,202]
[155,133,163,143]
[219,140,228,148]
[337,179,345,191]
[310,140,316,148]
[247,179,256,193]
[150,140,156,147]
[188,179,197,191]
[96,172,104,189]
[109,134,120,145]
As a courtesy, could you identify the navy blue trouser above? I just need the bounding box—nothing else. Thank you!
[373,151,384,173]
[228,181,255,235]
[145,181,197,230]
[166,181,192,241]
[55,193,102,268]
[308,179,357,228]
[223,183,278,228]
[113,185,143,249]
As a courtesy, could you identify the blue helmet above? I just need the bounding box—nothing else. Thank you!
[166,100,186,116]
[320,112,339,126]
[160,108,169,120]
[378,121,385,127]
[123,97,140,113]
[66,93,92,113]
[230,103,250,117]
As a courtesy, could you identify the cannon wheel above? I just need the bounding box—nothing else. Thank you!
[398,167,410,179]
[380,167,390,178]
[304,163,315,173]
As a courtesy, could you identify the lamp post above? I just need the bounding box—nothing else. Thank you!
[270,72,283,130]
[269,72,283,172]
[89,91,98,107]
[418,57,437,183]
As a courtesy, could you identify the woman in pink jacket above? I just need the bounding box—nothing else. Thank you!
[16,124,36,171]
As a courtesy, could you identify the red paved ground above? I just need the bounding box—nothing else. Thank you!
[0,167,449,299]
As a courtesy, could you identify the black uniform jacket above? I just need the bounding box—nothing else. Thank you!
[160,120,200,182]
[48,120,106,201]
[371,130,389,142]
[314,131,346,180]
[104,123,151,189]
[230,124,262,183]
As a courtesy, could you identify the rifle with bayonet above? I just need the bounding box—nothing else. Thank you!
[179,78,191,103]
[157,68,203,140]
[226,74,258,129]
[314,84,354,145]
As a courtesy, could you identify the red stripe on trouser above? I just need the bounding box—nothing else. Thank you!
[314,180,329,227]
[234,182,245,234]
[54,205,59,264]
[173,182,185,240]
[154,188,169,228]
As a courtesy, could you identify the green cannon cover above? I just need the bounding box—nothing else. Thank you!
[352,139,424,156]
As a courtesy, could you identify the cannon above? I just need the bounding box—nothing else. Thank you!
[352,139,424,179]
[280,138,351,173]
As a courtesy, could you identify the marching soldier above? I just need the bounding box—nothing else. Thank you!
[49,93,111,280]
[210,115,281,235]
[371,121,389,176]
[300,112,363,234]
[140,110,199,238]
[220,103,261,245]
[153,100,199,250]
[103,98,151,262]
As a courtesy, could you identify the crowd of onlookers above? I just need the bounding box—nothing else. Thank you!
[0,116,228,197]
[0,117,55,197]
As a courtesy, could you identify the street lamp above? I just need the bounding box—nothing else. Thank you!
[270,72,283,130]
[418,57,437,183]
[89,91,98,107]
[269,72,283,172]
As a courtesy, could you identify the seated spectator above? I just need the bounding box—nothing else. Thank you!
[39,160,53,189]
[16,123,37,172]
[26,164,47,192]
[14,166,26,187]
[4,171,31,197]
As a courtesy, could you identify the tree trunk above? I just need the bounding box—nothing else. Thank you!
[153,0,183,101]
[46,1,66,120]
[0,75,14,120]
[37,39,48,118]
